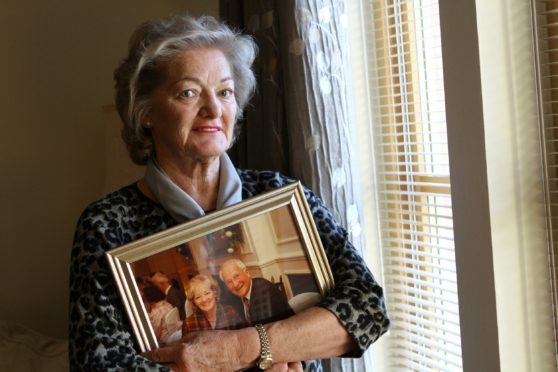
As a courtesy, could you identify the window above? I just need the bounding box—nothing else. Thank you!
[350,0,558,369]
[349,0,462,369]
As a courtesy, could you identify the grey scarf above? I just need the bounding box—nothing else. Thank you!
[144,153,242,222]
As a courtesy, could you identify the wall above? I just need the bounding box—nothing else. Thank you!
[242,211,310,294]
[0,0,218,339]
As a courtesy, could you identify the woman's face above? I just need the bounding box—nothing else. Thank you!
[193,283,217,313]
[146,47,237,164]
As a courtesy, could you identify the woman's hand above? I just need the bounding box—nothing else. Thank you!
[143,308,355,370]
[143,328,304,372]
[143,330,246,371]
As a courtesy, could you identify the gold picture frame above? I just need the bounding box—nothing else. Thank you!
[106,182,334,352]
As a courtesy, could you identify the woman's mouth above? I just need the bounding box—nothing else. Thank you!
[194,126,220,132]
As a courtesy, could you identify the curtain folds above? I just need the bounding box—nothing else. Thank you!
[221,1,369,371]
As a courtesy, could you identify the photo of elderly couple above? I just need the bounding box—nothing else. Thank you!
[132,207,321,346]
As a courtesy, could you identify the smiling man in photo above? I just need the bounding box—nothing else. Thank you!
[219,259,294,325]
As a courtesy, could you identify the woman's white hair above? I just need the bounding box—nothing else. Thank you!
[114,14,258,165]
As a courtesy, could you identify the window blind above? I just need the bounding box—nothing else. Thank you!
[364,0,463,369]
[531,0,558,358]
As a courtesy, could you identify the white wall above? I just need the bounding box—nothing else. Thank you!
[0,0,218,339]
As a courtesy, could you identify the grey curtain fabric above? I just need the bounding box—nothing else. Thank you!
[221,1,369,371]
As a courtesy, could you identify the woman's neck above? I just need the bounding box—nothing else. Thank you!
[204,306,218,328]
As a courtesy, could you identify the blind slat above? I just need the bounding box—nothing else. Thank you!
[393,308,461,332]
[384,264,457,283]
[390,350,460,371]
[393,321,462,350]
[391,303,460,326]
[383,238,454,251]
[385,255,457,274]
[386,246,457,261]
[392,339,462,364]
[381,219,455,235]
[389,283,458,302]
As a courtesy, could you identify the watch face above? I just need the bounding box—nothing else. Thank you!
[258,357,273,370]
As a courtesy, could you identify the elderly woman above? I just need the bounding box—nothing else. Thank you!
[69,14,389,371]
[183,274,244,333]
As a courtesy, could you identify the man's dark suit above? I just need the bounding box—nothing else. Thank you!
[229,277,295,325]
[166,285,187,320]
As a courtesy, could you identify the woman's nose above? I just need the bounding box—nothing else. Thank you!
[200,92,222,119]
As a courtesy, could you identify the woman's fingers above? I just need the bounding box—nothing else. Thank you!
[287,361,303,372]
[269,362,288,372]
[269,361,303,372]
[142,345,178,364]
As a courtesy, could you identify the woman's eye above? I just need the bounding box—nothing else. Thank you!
[219,89,234,98]
[180,89,195,98]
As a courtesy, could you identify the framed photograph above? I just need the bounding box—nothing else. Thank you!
[106,182,334,352]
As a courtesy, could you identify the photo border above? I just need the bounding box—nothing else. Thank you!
[106,182,334,352]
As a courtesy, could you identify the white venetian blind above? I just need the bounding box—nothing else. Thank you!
[362,0,463,369]
[532,0,558,358]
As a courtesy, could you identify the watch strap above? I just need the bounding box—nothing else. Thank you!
[255,323,273,370]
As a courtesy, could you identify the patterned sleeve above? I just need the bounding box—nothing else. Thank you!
[68,206,169,371]
[303,187,390,357]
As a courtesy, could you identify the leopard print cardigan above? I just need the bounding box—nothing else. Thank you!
[69,170,390,371]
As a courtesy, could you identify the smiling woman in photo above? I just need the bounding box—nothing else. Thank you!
[182,274,244,334]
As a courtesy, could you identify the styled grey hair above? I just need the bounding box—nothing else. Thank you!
[114,14,258,165]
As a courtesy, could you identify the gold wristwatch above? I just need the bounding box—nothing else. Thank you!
[255,324,273,370]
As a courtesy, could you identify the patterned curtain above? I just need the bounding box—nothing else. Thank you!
[221,1,370,371]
